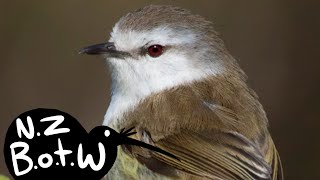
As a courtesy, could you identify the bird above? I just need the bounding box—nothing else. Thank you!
[80,5,283,180]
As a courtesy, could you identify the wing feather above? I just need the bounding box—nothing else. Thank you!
[146,131,272,179]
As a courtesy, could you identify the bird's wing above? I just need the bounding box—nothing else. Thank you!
[129,128,283,179]
[125,102,283,179]
[146,130,273,180]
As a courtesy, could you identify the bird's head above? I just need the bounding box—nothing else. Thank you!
[80,5,239,99]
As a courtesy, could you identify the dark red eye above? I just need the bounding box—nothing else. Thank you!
[147,45,163,57]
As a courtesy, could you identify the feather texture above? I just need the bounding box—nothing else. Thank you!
[106,75,283,180]
[102,5,283,180]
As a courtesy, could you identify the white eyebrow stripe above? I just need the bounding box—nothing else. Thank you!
[110,26,196,52]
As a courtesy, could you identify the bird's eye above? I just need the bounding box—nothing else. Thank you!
[147,45,163,57]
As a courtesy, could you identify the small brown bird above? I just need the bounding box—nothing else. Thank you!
[81,5,283,180]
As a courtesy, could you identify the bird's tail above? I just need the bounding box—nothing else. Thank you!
[265,137,284,180]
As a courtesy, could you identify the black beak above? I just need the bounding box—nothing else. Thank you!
[79,42,116,55]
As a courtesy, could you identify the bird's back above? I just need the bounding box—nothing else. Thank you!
[106,75,283,180]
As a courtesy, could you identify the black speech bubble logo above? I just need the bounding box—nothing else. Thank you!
[4,108,177,180]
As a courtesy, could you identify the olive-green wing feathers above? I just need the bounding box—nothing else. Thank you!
[148,130,275,180]
[126,102,283,179]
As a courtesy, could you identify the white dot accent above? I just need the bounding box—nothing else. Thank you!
[70,162,74,166]
[56,162,59,165]
[34,166,38,169]
[104,130,110,137]
[37,132,40,136]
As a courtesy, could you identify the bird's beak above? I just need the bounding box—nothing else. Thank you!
[79,42,116,55]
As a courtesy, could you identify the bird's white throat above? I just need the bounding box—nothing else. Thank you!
[103,56,223,127]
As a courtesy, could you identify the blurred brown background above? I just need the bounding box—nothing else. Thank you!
[1,0,319,179]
